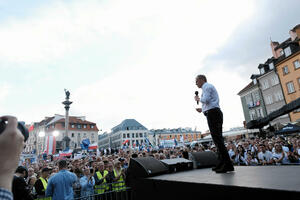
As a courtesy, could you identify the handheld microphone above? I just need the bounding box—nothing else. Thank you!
[195,91,199,105]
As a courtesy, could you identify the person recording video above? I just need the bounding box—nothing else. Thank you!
[0,116,25,200]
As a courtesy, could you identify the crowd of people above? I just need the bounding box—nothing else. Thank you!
[11,134,300,199]
[1,116,300,200]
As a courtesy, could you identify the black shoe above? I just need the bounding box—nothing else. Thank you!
[212,162,223,171]
[215,164,234,173]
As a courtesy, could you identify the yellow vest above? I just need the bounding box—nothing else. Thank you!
[112,169,126,191]
[38,177,51,200]
[95,170,109,194]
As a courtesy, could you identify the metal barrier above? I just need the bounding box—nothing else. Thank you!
[35,181,132,200]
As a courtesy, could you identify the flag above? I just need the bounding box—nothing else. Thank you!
[145,138,152,146]
[180,135,184,143]
[28,125,34,132]
[88,143,98,150]
[46,136,56,155]
[122,139,129,145]
[81,139,90,150]
[174,138,178,146]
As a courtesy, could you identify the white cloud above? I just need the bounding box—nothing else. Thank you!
[0,0,254,132]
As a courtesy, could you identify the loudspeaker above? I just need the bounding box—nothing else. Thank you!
[189,151,218,169]
[128,157,168,178]
[161,158,193,173]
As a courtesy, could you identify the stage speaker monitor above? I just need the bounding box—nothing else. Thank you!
[128,157,168,178]
[161,158,193,173]
[189,151,218,169]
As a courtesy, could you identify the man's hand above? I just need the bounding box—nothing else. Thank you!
[0,116,25,191]
[194,95,200,103]
[196,108,202,113]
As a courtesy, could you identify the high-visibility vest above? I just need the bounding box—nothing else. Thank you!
[112,169,126,192]
[95,170,109,194]
[38,177,51,200]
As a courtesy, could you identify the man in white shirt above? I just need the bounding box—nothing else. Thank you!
[195,74,234,173]
[257,144,273,165]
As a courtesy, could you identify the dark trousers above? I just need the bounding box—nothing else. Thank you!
[205,108,232,166]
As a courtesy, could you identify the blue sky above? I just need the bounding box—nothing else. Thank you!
[0,0,299,133]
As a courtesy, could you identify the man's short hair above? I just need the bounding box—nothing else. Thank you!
[15,166,28,174]
[196,74,207,82]
[58,160,67,169]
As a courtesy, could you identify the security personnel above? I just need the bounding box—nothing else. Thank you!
[34,167,51,200]
[94,162,109,194]
[112,161,126,191]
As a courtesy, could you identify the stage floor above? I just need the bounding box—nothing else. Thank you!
[148,165,300,193]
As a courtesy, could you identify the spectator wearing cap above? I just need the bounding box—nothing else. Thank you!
[45,160,77,200]
[12,166,34,200]
[34,167,51,199]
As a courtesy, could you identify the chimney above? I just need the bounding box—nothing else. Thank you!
[270,41,280,58]
[289,30,297,41]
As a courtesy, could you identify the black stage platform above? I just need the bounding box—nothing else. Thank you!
[130,166,300,199]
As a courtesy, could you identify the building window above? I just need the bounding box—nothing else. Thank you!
[253,79,257,85]
[271,75,279,86]
[83,124,87,128]
[274,91,284,102]
[136,133,139,138]
[293,60,300,69]
[144,133,147,137]
[77,124,82,129]
[91,125,94,129]
[72,133,74,137]
[256,108,264,118]
[260,67,265,74]
[265,95,273,105]
[282,66,289,75]
[132,133,135,138]
[91,133,94,138]
[269,62,274,70]
[127,133,130,138]
[249,110,256,120]
[71,124,75,128]
[84,133,86,137]
[139,133,143,137]
[287,81,295,94]
[123,134,126,138]
[284,47,291,57]
[261,80,269,90]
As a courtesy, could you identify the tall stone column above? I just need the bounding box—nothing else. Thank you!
[62,89,72,150]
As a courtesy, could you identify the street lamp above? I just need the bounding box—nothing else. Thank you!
[38,131,45,137]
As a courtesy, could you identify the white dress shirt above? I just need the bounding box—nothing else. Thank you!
[200,82,220,112]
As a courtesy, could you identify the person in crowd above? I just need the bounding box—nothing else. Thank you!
[112,161,126,192]
[272,143,289,165]
[34,167,51,199]
[245,153,258,166]
[27,176,37,199]
[0,116,25,200]
[257,144,273,165]
[12,166,34,200]
[45,160,77,200]
[105,162,116,191]
[94,162,109,195]
[80,167,95,200]
[73,168,82,199]
[194,74,234,173]
[26,168,36,184]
